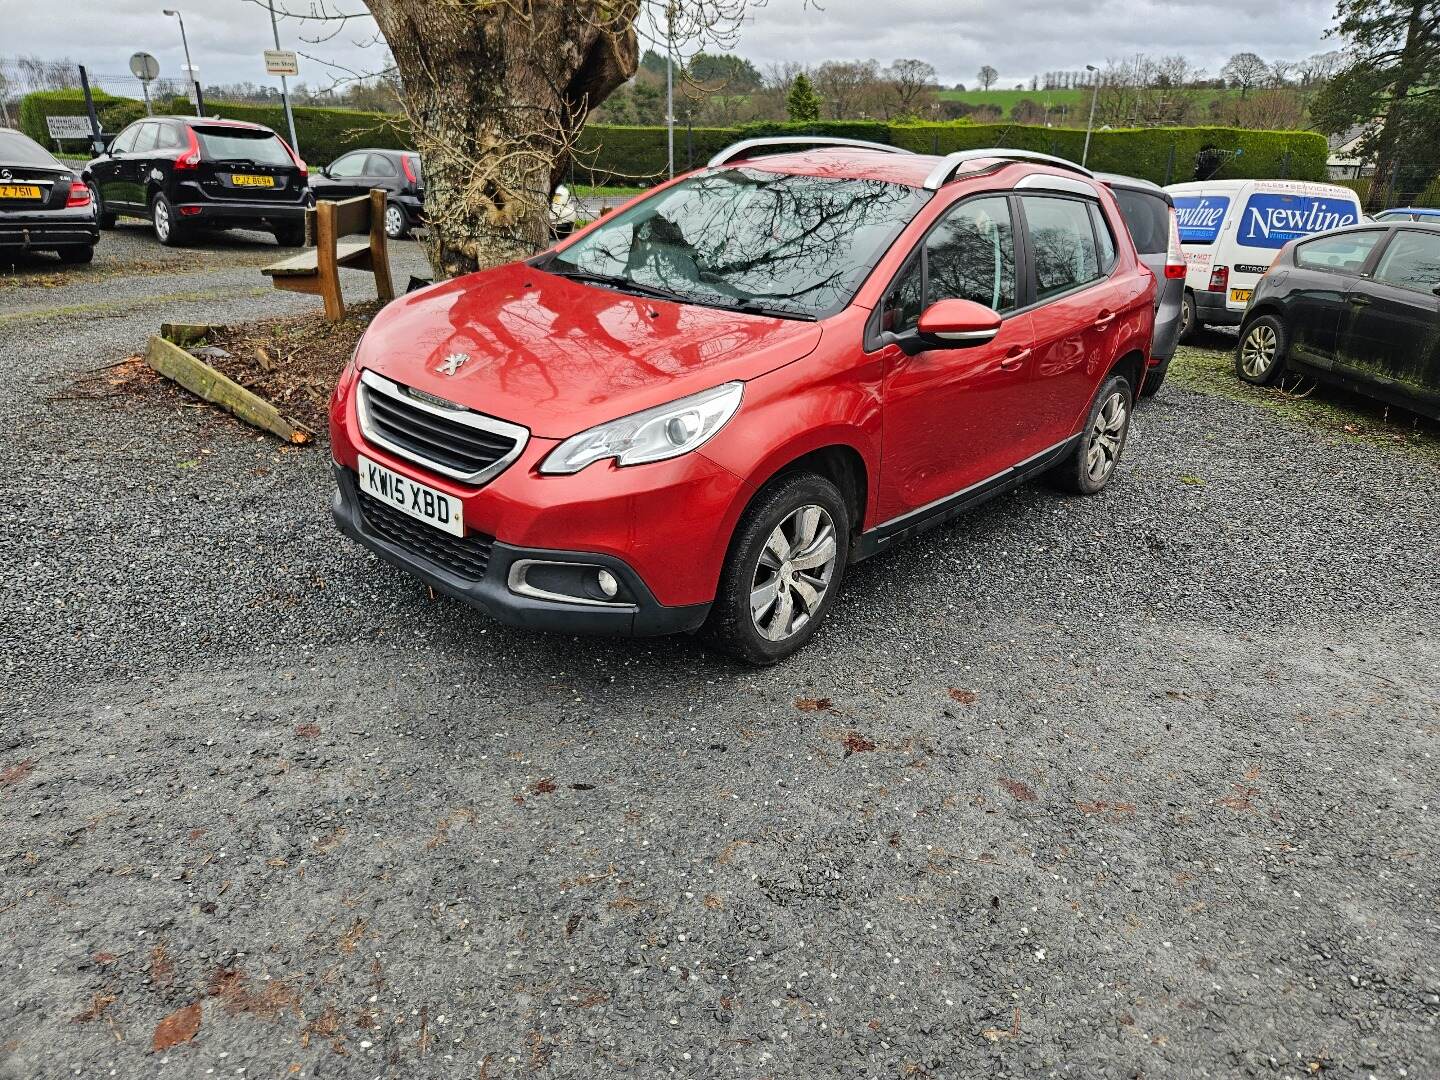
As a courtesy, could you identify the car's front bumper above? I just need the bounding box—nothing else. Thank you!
[331,464,711,636]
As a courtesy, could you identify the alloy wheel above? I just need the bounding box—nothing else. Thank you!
[1084,391,1128,486]
[385,204,405,238]
[749,504,838,642]
[1239,323,1278,379]
[153,199,170,241]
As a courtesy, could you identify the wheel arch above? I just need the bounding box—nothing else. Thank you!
[1106,349,1147,399]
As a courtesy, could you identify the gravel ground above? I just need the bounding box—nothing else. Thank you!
[1,233,1437,1079]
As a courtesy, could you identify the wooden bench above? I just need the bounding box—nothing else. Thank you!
[262,188,395,323]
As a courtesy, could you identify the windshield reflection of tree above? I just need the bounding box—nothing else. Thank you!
[560,168,925,317]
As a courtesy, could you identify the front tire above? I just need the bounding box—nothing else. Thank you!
[151,193,185,246]
[1235,315,1287,386]
[703,473,850,665]
[1050,374,1133,495]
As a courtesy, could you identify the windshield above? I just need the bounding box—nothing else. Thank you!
[548,167,929,318]
[195,127,293,167]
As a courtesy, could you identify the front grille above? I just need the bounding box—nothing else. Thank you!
[357,371,528,485]
[357,490,495,581]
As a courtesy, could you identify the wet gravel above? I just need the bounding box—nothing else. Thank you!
[1,233,1437,1079]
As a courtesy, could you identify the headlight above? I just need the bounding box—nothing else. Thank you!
[539,382,743,475]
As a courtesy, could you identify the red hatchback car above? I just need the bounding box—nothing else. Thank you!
[330,139,1155,663]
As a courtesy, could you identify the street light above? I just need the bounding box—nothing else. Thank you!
[162,9,204,116]
[1082,63,1099,167]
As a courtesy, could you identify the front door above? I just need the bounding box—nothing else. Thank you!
[1285,228,1385,364]
[1338,228,1440,389]
[320,152,370,199]
[877,195,1037,521]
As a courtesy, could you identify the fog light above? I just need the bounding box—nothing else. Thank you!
[596,569,619,598]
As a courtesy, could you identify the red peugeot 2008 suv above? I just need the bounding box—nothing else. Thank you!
[330,139,1156,663]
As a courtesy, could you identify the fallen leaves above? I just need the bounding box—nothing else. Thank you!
[715,839,751,866]
[841,732,877,755]
[338,918,368,955]
[149,944,175,989]
[531,778,558,796]
[980,1006,1022,1042]
[1217,784,1260,812]
[1,759,34,787]
[999,778,1038,802]
[794,697,833,712]
[152,1002,201,1051]
[73,994,116,1023]
[294,722,321,739]
[947,688,977,705]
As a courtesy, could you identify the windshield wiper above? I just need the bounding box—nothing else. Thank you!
[700,298,817,322]
[547,269,687,304]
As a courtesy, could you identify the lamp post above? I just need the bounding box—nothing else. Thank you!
[1082,63,1099,167]
[162,9,204,116]
[664,2,674,178]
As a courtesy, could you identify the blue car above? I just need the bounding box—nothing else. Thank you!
[1373,206,1440,223]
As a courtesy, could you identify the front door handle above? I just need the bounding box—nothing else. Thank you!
[1349,294,1372,306]
[1093,310,1116,330]
[998,348,1030,371]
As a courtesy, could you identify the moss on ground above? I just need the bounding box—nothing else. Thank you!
[1168,339,1440,467]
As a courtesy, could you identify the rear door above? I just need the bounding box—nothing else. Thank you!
[365,152,401,195]
[877,194,1036,519]
[1019,192,1130,447]
[1338,228,1440,394]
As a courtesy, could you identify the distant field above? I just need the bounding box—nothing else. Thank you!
[936,86,1246,119]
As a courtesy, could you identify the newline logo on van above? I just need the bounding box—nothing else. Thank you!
[1173,196,1231,244]
[1239,194,1358,248]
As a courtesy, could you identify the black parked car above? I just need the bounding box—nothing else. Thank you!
[308,148,423,239]
[84,116,309,247]
[1236,221,1440,419]
[0,127,98,264]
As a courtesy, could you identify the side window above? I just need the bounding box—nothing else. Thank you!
[1090,203,1117,273]
[367,153,398,177]
[109,124,141,154]
[882,256,924,334]
[1022,196,1101,300]
[1293,230,1382,273]
[1372,231,1440,292]
[154,124,183,150]
[131,123,160,154]
[926,196,1017,313]
[329,153,368,178]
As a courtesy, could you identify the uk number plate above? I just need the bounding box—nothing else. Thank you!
[231,174,275,187]
[0,184,42,199]
[1230,288,1253,304]
[357,455,463,537]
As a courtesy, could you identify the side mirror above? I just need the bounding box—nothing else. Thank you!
[915,298,1003,348]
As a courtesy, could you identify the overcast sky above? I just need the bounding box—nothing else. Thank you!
[5,0,1339,93]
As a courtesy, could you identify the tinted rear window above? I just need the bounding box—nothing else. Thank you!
[1111,188,1170,254]
[0,130,63,169]
[194,127,292,167]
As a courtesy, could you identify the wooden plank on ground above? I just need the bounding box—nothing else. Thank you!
[160,322,224,347]
[144,335,311,444]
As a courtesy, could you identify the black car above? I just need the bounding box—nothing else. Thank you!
[84,116,309,247]
[1236,221,1440,419]
[0,127,99,264]
[308,148,423,239]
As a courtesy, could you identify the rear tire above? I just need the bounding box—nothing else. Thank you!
[88,183,116,229]
[1235,315,1288,386]
[151,193,186,246]
[1049,374,1133,495]
[702,472,850,665]
[273,221,306,247]
[57,246,94,265]
[383,202,408,240]
[1177,291,1198,342]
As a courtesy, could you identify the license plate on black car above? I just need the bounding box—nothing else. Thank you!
[232,174,275,188]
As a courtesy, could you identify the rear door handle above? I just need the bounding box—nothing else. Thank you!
[1094,310,1116,330]
[998,348,1030,371]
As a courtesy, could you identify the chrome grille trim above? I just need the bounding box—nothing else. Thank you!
[355,369,529,486]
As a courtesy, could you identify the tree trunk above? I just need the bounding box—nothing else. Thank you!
[1368,0,1428,210]
[366,1,638,278]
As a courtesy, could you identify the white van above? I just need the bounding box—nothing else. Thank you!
[1165,178,1363,338]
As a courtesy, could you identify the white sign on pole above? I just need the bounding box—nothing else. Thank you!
[46,115,93,140]
[264,49,299,77]
[184,64,200,106]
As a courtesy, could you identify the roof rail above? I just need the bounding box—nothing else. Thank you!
[707,136,914,169]
[923,148,1093,190]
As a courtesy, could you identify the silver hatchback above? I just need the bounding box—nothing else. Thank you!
[1096,173,1186,396]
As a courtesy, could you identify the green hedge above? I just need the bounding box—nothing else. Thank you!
[15,89,1328,185]
[17,89,146,148]
[888,124,1327,183]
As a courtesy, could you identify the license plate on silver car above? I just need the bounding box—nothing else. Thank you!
[357,455,463,537]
